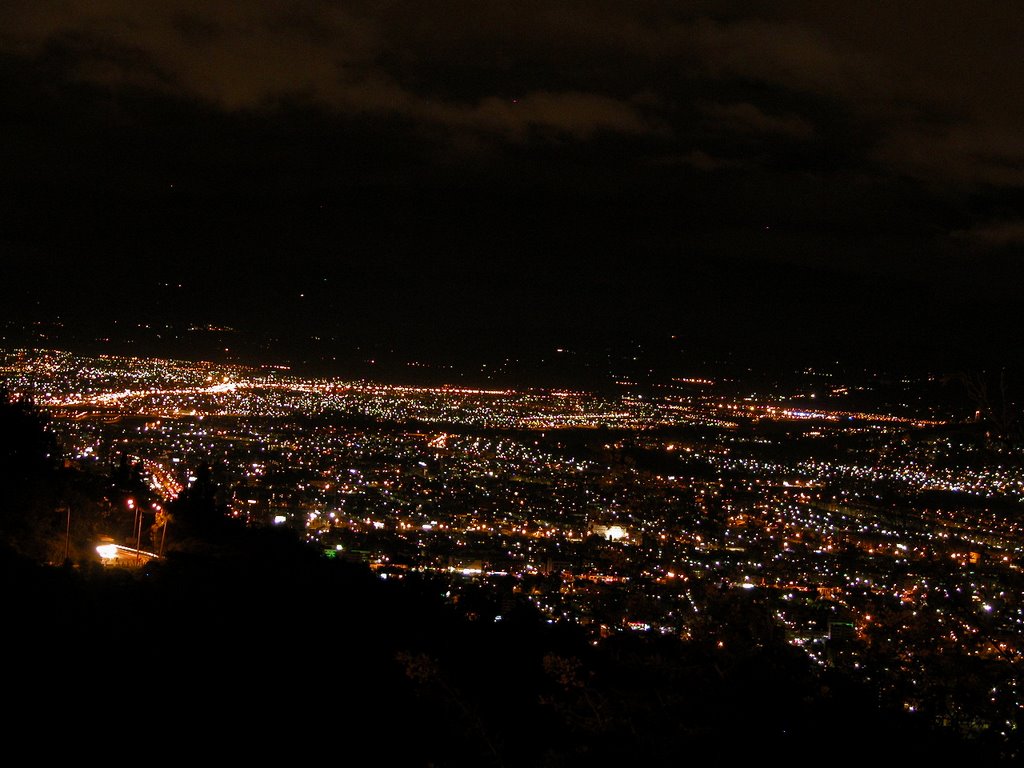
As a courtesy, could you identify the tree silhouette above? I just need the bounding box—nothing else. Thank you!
[950,368,1021,447]
[0,388,61,559]
[167,459,236,542]
[112,452,147,496]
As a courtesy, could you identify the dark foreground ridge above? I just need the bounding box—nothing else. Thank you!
[4,527,1011,767]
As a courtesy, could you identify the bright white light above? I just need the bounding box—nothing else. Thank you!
[273,515,287,525]
[96,544,119,560]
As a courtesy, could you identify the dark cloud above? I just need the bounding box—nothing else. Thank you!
[701,102,814,139]
[953,221,1024,248]
[0,2,654,139]
[2,1,1023,370]
[874,123,1024,187]
[658,149,748,172]
[4,1,1023,186]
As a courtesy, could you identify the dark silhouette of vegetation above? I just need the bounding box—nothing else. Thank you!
[0,388,60,558]
[948,368,1022,449]
[165,458,242,547]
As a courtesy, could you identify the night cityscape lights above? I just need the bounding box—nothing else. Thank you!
[3,346,1022,744]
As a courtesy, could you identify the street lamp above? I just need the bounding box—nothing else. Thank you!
[135,509,143,562]
[126,497,141,561]
[62,505,71,563]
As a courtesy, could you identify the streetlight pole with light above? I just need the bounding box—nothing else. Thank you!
[126,497,140,562]
[62,505,71,564]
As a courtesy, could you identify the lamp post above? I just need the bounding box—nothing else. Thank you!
[154,503,169,557]
[62,505,71,563]
[135,507,144,562]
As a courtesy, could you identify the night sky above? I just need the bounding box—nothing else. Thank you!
[3,2,1023,375]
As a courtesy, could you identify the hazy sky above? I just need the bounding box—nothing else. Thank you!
[3,1,1022,370]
